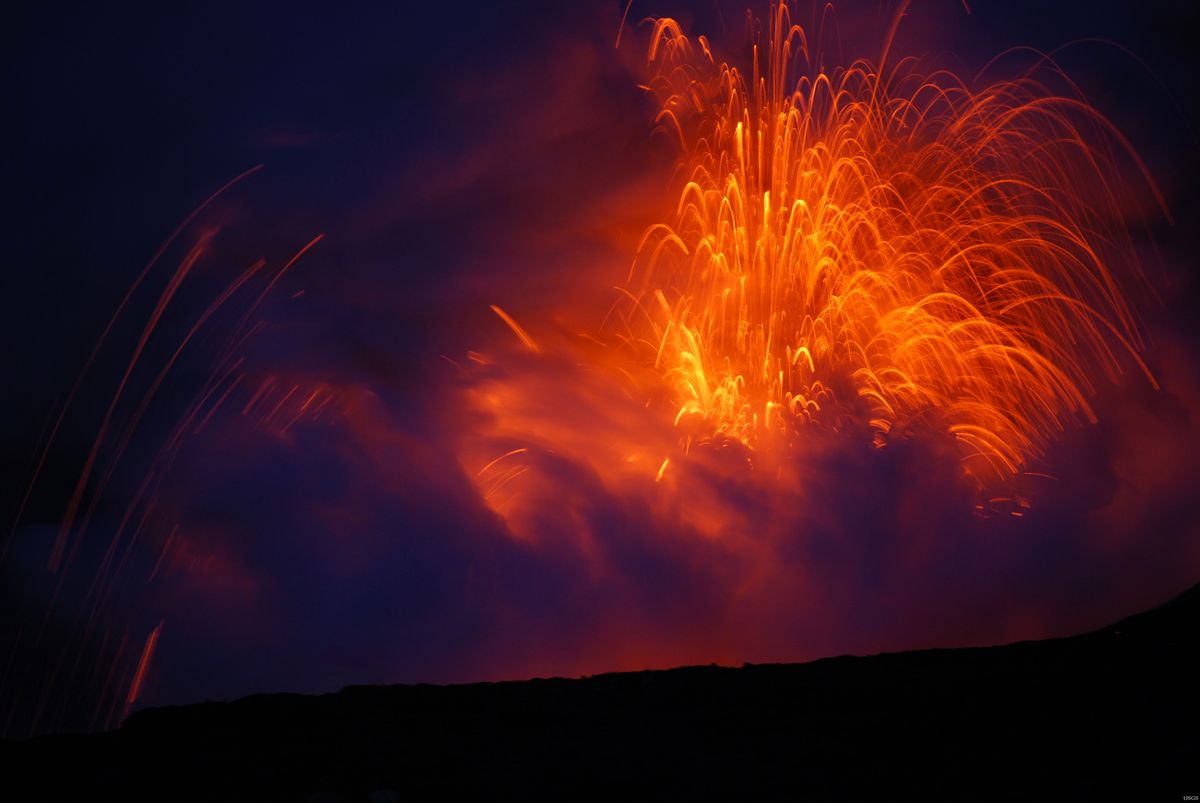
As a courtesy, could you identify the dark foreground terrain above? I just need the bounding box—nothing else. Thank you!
[4,585,1198,802]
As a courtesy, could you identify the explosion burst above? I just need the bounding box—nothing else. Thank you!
[619,2,1160,487]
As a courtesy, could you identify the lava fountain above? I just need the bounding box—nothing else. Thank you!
[470,0,1167,551]
[550,1,1160,495]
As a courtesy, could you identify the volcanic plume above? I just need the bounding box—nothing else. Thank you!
[470,0,1163,535]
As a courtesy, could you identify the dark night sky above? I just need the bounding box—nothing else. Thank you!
[3,0,1200,736]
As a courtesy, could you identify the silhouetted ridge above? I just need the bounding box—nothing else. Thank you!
[4,582,1197,802]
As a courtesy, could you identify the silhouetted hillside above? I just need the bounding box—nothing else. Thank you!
[4,583,1198,801]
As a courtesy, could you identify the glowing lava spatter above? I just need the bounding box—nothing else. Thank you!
[620,2,1160,486]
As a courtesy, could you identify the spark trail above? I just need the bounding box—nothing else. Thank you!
[621,2,1160,486]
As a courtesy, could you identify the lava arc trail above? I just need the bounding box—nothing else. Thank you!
[614,2,1163,489]
[472,2,1164,533]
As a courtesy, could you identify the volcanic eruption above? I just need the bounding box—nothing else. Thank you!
[643,1,1160,476]
[476,0,1163,524]
[5,0,1196,748]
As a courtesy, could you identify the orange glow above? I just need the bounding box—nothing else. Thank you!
[608,2,1160,488]
[467,2,1163,544]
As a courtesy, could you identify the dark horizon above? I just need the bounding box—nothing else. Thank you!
[6,578,1197,801]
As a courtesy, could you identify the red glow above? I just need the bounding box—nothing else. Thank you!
[125,621,162,708]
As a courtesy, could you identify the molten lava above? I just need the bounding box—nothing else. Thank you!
[618,3,1158,487]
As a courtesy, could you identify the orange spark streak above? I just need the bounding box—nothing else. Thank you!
[490,305,541,352]
[125,621,162,708]
[5,165,262,571]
